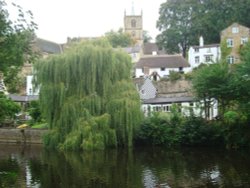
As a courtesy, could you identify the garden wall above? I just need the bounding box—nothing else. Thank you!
[0,128,47,144]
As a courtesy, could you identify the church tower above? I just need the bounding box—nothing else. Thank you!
[124,5,143,45]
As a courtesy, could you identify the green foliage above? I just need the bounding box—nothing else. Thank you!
[192,62,235,115]
[223,111,239,125]
[0,1,37,91]
[180,116,223,146]
[28,100,43,124]
[0,92,20,125]
[143,30,152,43]
[168,71,182,82]
[104,28,134,48]
[220,40,232,61]
[137,112,181,146]
[31,123,48,129]
[137,114,224,147]
[35,40,143,150]
[157,0,250,57]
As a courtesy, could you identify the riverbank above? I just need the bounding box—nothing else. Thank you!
[0,128,47,144]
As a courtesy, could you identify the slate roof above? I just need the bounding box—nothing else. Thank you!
[35,38,63,54]
[143,96,195,104]
[122,45,141,54]
[143,43,165,55]
[135,55,190,68]
[8,94,39,102]
[190,44,220,49]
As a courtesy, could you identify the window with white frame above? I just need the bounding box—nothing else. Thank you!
[227,56,235,64]
[195,56,200,64]
[194,48,199,52]
[232,27,239,33]
[162,105,171,112]
[205,55,213,62]
[241,37,248,45]
[226,38,234,47]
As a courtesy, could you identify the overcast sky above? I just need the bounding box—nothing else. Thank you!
[7,0,166,43]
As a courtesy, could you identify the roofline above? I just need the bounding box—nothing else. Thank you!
[190,44,220,48]
[142,97,195,104]
[141,54,183,58]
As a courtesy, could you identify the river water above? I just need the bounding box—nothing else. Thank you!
[0,144,250,188]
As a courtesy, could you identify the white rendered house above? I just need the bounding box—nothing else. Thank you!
[188,36,221,71]
[26,75,39,96]
[135,54,190,80]
[135,78,218,119]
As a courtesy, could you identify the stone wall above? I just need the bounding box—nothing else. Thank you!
[0,128,47,144]
[155,79,193,97]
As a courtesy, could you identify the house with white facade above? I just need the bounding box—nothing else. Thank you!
[134,77,218,119]
[135,54,190,80]
[122,45,142,63]
[188,36,221,71]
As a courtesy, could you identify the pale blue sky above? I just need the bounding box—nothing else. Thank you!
[7,0,165,43]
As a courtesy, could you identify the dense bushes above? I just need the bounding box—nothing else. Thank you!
[136,112,250,149]
[180,117,223,146]
[136,112,181,146]
[0,92,20,126]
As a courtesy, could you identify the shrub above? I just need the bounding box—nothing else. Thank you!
[136,112,181,146]
[180,116,223,146]
[0,92,20,126]
[169,71,182,81]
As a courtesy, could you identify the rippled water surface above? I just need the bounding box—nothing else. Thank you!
[0,144,250,188]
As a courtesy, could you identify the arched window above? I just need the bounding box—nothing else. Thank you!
[131,19,136,28]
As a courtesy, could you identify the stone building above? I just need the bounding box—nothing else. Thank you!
[221,23,250,64]
[124,10,143,45]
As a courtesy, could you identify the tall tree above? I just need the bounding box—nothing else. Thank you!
[234,42,250,117]
[34,40,143,150]
[192,63,235,118]
[0,1,37,91]
[104,28,134,48]
[156,0,250,57]
[156,0,197,57]
[143,30,152,43]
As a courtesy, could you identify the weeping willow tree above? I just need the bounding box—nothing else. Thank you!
[34,40,143,150]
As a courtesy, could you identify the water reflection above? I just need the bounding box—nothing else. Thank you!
[0,144,250,188]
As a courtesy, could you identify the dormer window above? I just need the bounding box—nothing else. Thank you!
[232,27,239,33]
